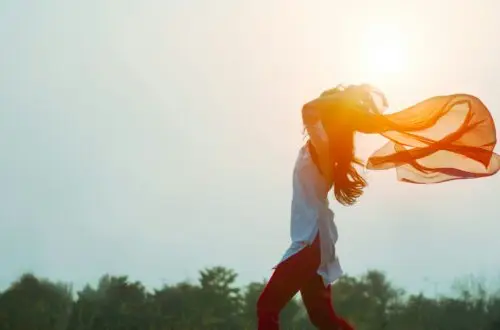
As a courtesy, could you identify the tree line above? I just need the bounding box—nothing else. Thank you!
[0,266,499,329]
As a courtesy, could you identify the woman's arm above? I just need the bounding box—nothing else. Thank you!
[302,104,333,184]
[304,90,392,134]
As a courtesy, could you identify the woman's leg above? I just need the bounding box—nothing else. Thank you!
[300,275,354,330]
[257,238,320,330]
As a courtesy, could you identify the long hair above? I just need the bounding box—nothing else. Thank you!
[308,84,386,206]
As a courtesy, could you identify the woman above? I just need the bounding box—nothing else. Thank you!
[256,84,500,329]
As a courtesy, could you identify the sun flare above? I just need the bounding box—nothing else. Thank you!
[360,24,409,82]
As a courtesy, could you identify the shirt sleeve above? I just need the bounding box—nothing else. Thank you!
[302,107,330,152]
[307,120,329,148]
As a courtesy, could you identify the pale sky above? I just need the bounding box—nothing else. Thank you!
[1,0,499,296]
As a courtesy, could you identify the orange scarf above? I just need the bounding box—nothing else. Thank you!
[311,86,500,183]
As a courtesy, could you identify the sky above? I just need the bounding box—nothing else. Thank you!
[1,0,500,296]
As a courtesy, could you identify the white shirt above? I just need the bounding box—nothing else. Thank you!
[277,143,343,286]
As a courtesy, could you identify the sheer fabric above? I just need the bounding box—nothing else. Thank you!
[312,87,500,184]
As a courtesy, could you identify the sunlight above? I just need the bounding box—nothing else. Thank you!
[359,23,409,83]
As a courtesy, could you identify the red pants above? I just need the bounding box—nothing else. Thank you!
[257,235,353,330]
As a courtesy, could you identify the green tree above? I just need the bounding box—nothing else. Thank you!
[330,270,403,329]
[0,273,72,330]
[241,281,265,329]
[1,268,500,329]
[197,266,243,329]
[67,275,150,330]
[151,281,204,330]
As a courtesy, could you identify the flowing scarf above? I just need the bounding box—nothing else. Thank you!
[313,85,500,183]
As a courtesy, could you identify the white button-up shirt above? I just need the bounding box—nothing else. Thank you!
[277,142,343,286]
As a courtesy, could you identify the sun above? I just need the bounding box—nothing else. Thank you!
[360,24,408,82]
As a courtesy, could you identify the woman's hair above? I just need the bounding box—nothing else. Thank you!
[327,125,367,206]
[309,84,386,206]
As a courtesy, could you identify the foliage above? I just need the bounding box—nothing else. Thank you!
[1,268,499,330]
